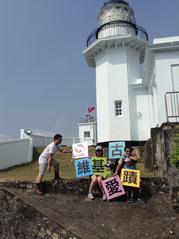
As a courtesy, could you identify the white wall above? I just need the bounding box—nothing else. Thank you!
[128,47,151,141]
[96,47,132,142]
[78,123,97,146]
[20,129,79,147]
[95,45,150,142]
[0,139,33,170]
[154,50,179,125]
[30,135,53,147]
[136,89,151,140]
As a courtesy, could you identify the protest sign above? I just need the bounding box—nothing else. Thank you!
[74,158,93,178]
[108,142,125,159]
[121,169,140,188]
[72,142,88,159]
[102,176,125,201]
[91,157,107,177]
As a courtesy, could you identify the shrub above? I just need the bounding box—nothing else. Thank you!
[171,143,179,168]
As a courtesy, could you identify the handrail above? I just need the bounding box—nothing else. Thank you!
[165,91,179,122]
[87,20,148,47]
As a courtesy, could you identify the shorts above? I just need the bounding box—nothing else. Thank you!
[38,159,59,176]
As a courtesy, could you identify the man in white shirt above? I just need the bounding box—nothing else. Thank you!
[34,134,67,195]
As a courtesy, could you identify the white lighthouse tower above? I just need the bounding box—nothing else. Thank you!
[84,0,151,144]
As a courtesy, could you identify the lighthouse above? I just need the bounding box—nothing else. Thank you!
[84,0,151,144]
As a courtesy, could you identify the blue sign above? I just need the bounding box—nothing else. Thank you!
[108,142,125,159]
[74,158,93,178]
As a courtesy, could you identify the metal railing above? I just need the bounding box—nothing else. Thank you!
[165,91,179,122]
[79,116,96,124]
[87,20,148,47]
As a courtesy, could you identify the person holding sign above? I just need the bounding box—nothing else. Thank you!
[114,146,141,202]
[114,146,137,174]
[34,134,70,195]
[88,146,110,201]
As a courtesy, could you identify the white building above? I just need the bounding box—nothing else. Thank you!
[83,0,179,144]
[147,37,179,126]
[78,116,97,146]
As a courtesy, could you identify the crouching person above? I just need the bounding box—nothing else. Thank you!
[34,134,67,195]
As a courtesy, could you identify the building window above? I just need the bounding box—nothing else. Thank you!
[115,100,122,116]
[84,131,90,138]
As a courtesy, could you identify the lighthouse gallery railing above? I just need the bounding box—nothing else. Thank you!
[87,20,149,47]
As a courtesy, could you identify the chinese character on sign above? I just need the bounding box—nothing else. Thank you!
[74,158,93,178]
[72,142,88,159]
[102,176,125,201]
[108,142,125,159]
[121,169,140,188]
[93,159,104,172]
[123,171,137,184]
[91,157,107,177]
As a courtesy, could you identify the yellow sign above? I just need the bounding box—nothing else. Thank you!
[121,169,140,188]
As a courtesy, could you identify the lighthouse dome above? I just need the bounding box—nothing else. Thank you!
[98,0,135,26]
[86,0,148,48]
[103,0,129,7]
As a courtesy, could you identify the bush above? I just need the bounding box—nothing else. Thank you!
[171,143,179,168]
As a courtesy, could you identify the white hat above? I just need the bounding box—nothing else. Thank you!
[95,146,103,151]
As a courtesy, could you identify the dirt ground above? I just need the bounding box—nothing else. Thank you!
[6,187,179,239]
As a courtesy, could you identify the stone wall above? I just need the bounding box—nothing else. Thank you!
[0,188,80,239]
[0,177,163,202]
[144,125,175,178]
[143,123,179,213]
[169,166,179,213]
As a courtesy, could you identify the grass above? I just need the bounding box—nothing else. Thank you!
[0,146,93,182]
[0,147,75,182]
[0,146,153,182]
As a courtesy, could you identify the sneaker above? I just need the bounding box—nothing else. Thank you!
[126,198,133,203]
[88,193,95,200]
[34,185,43,196]
[135,197,146,204]
[102,194,107,201]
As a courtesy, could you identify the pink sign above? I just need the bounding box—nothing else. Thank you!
[102,176,125,201]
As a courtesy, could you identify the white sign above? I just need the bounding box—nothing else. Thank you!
[72,142,88,159]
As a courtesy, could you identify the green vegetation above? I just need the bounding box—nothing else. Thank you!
[0,147,76,182]
[0,146,153,182]
[171,130,179,168]
[0,146,94,182]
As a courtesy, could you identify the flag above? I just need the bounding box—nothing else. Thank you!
[88,106,95,113]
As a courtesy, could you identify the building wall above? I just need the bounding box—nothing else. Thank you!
[154,50,179,125]
[78,123,97,146]
[130,88,151,141]
[148,75,159,129]
[95,45,150,142]
[96,47,132,142]
[0,139,33,170]
[127,47,151,141]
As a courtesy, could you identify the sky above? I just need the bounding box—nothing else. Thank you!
[0,0,179,139]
